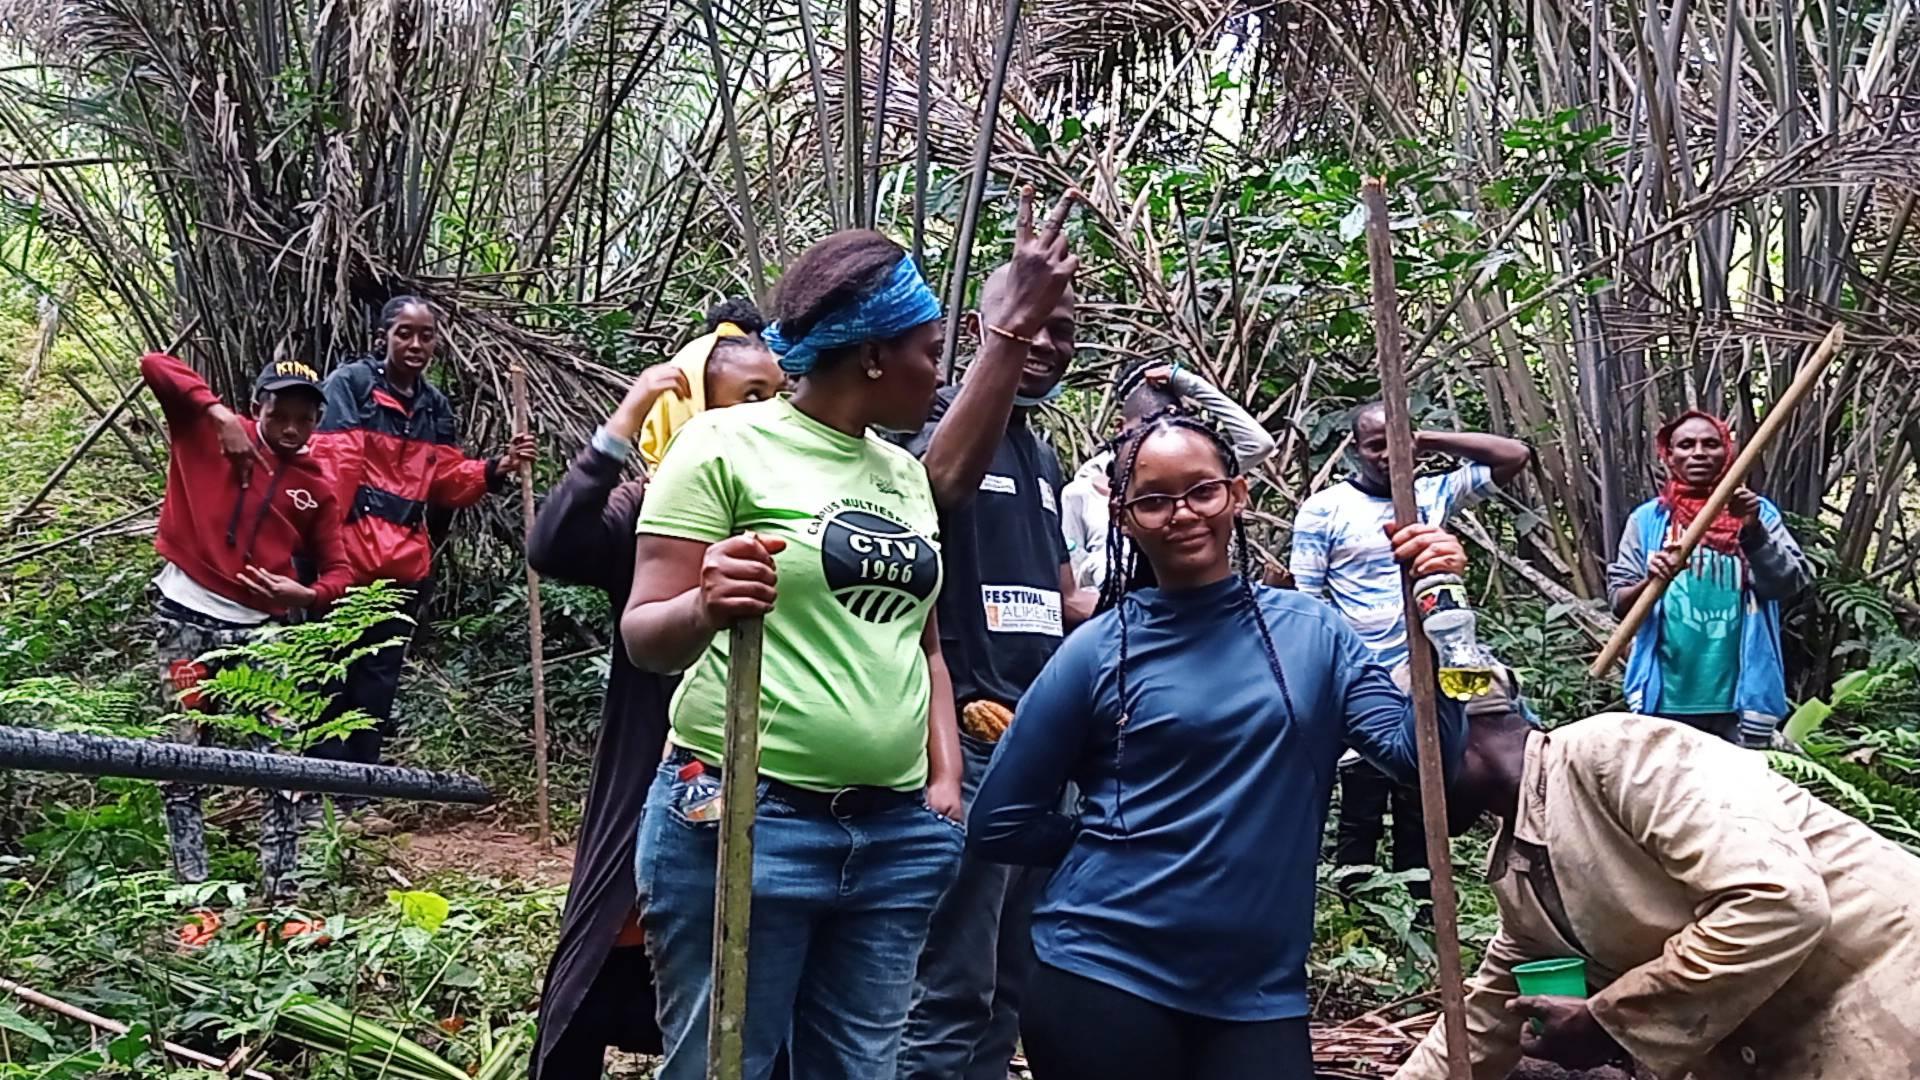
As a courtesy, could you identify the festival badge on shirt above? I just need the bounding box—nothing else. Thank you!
[820,504,939,623]
[982,585,1063,636]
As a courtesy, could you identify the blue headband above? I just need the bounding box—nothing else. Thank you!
[763,255,942,376]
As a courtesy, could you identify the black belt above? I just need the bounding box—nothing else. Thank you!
[666,748,920,819]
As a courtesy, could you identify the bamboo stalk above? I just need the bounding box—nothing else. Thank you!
[0,976,276,1080]
[5,317,200,532]
[795,0,845,230]
[844,0,866,227]
[911,0,932,265]
[707,617,764,1080]
[1361,177,1471,1080]
[863,0,897,228]
[698,0,768,303]
[510,363,552,846]
[60,371,158,472]
[0,498,161,570]
[939,0,1022,380]
[1590,322,1846,675]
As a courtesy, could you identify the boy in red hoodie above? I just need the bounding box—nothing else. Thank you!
[141,352,351,900]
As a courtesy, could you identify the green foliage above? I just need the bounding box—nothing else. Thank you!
[1769,636,1920,853]
[194,582,414,752]
[1310,834,1501,1015]
[0,677,154,737]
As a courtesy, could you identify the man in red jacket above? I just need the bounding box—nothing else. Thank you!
[308,296,536,769]
[140,352,352,899]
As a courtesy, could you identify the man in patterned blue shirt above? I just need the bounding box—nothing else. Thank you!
[1291,401,1529,902]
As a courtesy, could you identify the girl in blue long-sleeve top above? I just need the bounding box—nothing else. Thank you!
[969,411,1467,1080]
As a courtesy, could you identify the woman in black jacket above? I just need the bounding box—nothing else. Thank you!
[526,301,781,1078]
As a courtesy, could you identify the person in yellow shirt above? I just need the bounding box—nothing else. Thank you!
[636,299,786,469]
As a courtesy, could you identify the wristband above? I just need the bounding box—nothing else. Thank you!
[591,425,634,462]
[987,324,1035,345]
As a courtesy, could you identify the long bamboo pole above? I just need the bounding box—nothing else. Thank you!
[911,0,932,266]
[510,363,552,846]
[796,0,846,230]
[844,0,866,227]
[5,317,200,530]
[1590,322,1846,675]
[863,0,897,228]
[1362,177,1471,1080]
[699,0,768,303]
[938,0,1022,380]
[707,617,764,1080]
[0,976,275,1080]
[0,498,160,570]
[60,371,157,472]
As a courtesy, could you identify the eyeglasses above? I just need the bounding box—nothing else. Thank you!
[1122,479,1233,529]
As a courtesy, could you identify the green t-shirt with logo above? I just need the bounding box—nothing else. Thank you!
[1657,547,1742,715]
[637,397,944,791]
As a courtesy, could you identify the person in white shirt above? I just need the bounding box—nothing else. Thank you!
[1061,362,1274,592]
[1290,401,1529,904]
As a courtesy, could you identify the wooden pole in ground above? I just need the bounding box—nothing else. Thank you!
[1589,322,1845,675]
[1361,176,1471,1080]
[509,363,551,846]
[707,616,764,1080]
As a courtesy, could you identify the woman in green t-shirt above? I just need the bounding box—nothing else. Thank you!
[621,196,1080,1080]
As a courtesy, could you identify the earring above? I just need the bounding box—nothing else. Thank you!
[865,367,883,380]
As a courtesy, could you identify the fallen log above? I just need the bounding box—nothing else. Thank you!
[0,726,493,804]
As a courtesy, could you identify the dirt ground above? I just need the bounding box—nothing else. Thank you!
[386,814,576,887]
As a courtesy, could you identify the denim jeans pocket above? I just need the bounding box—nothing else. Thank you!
[920,801,967,837]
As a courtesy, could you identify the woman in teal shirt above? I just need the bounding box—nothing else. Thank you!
[1608,410,1811,747]
[621,197,1080,1080]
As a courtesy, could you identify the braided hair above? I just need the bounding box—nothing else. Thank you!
[1098,407,1298,838]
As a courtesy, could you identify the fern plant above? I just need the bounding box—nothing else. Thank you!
[1769,633,1920,855]
[0,677,157,737]
[193,582,414,753]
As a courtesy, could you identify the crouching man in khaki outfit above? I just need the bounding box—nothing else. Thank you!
[1396,708,1920,1080]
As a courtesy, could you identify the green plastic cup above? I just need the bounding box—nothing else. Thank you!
[1513,956,1587,996]
[1511,957,1587,1032]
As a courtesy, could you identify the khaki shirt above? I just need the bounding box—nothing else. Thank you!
[1396,714,1920,1080]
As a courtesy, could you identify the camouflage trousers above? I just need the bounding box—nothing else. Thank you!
[153,600,306,903]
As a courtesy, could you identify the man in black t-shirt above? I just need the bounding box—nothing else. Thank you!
[897,260,1091,1080]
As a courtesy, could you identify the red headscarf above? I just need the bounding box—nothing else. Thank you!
[1656,409,1745,557]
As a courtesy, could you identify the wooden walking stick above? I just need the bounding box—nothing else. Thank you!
[1361,177,1471,1080]
[1590,322,1845,676]
[708,616,764,1080]
[509,362,551,845]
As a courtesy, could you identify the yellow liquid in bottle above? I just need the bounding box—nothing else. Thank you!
[1438,667,1495,701]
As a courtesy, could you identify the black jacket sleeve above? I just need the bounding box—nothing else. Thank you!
[528,444,644,595]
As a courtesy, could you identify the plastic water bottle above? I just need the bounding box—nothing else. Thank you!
[677,760,724,822]
[1413,573,1498,701]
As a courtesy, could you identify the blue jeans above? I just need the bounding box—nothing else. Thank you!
[898,735,1042,1080]
[635,762,965,1080]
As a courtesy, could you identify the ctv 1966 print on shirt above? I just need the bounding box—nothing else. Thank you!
[818,503,938,624]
